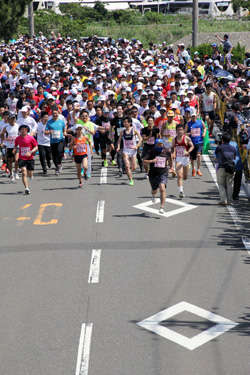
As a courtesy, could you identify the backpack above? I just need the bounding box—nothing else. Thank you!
[220,146,235,174]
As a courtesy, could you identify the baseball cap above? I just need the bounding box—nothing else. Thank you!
[20,106,29,112]
[190,109,197,116]
[167,110,174,116]
[102,107,109,113]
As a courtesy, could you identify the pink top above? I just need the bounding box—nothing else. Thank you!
[15,135,38,160]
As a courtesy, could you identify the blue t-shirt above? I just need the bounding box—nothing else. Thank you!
[46,118,65,144]
[214,143,236,168]
[187,119,204,145]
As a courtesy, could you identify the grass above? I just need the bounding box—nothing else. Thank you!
[83,18,250,46]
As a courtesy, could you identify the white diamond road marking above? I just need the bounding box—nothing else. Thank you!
[133,198,198,218]
[137,301,239,351]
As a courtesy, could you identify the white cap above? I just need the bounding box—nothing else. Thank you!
[190,109,197,116]
[21,106,29,112]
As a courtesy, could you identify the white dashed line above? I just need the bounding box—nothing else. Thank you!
[75,323,93,375]
[203,154,250,252]
[96,201,105,223]
[88,249,101,283]
[100,167,107,184]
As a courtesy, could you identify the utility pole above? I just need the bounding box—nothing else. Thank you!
[28,0,34,38]
[192,0,198,47]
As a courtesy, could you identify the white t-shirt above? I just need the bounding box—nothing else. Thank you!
[138,106,149,116]
[6,98,18,113]
[132,118,143,142]
[16,116,38,133]
[37,121,50,146]
[3,123,19,148]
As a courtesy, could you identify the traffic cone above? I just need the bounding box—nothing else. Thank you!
[203,122,210,155]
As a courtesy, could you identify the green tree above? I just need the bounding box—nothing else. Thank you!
[231,0,250,12]
[0,0,32,41]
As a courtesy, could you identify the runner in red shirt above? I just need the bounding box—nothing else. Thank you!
[13,125,38,194]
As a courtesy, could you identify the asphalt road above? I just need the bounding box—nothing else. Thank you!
[0,153,250,375]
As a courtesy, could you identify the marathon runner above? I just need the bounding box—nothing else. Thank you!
[13,124,38,195]
[171,124,194,198]
[143,138,170,214]
[117,116,142,186]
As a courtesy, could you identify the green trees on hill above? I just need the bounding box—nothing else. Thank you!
[0,0,32,41]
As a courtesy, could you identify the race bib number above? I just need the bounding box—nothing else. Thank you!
[9,136,17,145]
[124,139,134,149]
[166,129,176,138]
[117,127,125,136]
[176,146,186,157]
[147,136,155,145]
[52,130,61,139]
[21,147,30,156]
[102,122,110,130]
[76,144,87,153]
[191,128,201,137]
[155,156,166,168]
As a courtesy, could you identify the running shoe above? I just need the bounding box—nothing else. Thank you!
[103,160,108,167]
[81,167,84,176]
[152,196,156,204]
[172,170,176,178]
[14,172,19,180]
[129,179,134,186]
[29,176,33,180]
[179,191,185,198]
[24,188,30,195]
[55,170,59,176]
[58,165,62,173]
[79,181,83,188]
[144,173,149,179]
[111,160,117,166]
[84,173,88,180]
[10,174,14,182]
[69,151,73,156]
[5,167,9,173]
[87,174,91,178]
[1,163,6,170]
[197,170,202,176]
[118,170,123,177]
[218,201,226,206]
[192,169,196,176]
[159,207,164,214]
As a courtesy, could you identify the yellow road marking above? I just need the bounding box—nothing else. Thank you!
[33,203,63,225]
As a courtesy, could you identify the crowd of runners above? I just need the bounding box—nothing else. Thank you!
[0,32,250,210]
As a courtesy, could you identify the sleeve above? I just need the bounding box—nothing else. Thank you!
[31,137,38,147]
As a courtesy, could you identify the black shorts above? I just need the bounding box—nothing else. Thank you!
[74,154,88,164]
[203,110,215,121]
[190,143,203,160]
[149,173,168,191]
[99,136,111,150]
[7,148,15,158]
[142,145,154,158]
[18,159,35,171]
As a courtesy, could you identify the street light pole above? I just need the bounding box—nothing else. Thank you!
[192,0,198,47]
[28,0,34,38]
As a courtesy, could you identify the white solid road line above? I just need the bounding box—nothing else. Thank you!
[203,155,250,252]
[100,167,107,184]
[88,249,101,283]
[96,200,105,223]
[75,323,93,375]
